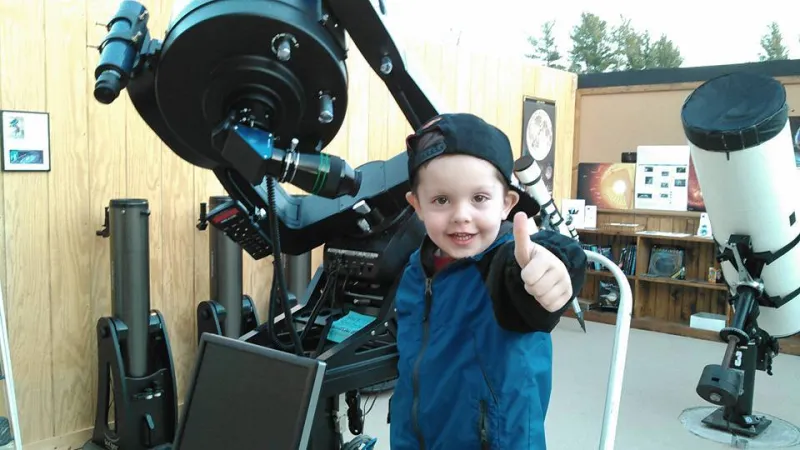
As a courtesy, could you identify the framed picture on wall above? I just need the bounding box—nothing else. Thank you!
[521,97,556,196]
[1,109,51,172]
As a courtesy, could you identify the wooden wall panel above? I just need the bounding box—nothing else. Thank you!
[0,0,55,443]
[46,0,92,438]
[573,77,800,166]
[0,0,577,445]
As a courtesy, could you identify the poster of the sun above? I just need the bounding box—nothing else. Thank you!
[521,97,556,196]
[687,157,706,212]
[575,163,636,210]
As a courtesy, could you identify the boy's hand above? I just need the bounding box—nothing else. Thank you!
[513,212,573,312]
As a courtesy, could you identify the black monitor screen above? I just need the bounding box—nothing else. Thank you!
[174,333,325,450]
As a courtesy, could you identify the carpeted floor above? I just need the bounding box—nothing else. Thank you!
[341,317,800,449]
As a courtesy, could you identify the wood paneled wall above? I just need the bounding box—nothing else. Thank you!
[572,77,800,167]
[0,0,577,446]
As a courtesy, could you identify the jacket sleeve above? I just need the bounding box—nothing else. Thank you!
[485,230,588,333]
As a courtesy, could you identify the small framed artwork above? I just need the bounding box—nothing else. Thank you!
[1,110,51,172]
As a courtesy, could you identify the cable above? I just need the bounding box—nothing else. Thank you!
[300,265,337,342]
[266,176,304,355]
[361,393,378,419]
[265,276,291,351]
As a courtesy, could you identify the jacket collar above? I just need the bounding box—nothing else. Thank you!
[417,221,514,276]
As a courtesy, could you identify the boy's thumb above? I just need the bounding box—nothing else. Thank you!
[513,212,533,267]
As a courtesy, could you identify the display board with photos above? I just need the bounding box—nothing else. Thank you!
[633,145,689,211]
[575,144,708,213]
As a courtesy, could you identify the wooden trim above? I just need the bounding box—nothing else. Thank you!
[23,428,91,450]
[566,309,800,356]
[22,402,187,449]
[578,75,800,96]
[597,208,702,218]
[781,75,800,85]
[578,81,703,96]
[577,58,800,90]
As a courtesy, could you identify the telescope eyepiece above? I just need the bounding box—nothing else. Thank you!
[95,71,123,104]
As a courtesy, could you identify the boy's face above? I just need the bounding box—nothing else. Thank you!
[406,154,519,259]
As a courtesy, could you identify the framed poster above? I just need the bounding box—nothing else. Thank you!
[575,162,636,210]
[521,97,556,196]
[1,110,51,172]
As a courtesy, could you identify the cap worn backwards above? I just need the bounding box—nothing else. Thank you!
[405,113,516,184]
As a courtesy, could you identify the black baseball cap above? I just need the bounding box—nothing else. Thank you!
[406,113,540,216]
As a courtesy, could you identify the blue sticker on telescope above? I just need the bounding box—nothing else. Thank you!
[327,311,375,343]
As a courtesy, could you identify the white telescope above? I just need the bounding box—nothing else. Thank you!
[682,71,800,339]
[681,71,800,440]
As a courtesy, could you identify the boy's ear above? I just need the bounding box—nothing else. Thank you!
[405,191,423,219]
[502,190,520,220]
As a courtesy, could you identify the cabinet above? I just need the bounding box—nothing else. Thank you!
[566,209,800,357]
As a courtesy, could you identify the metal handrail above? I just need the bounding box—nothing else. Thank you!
[583,250,633,450]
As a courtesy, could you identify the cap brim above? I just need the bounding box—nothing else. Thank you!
[510,185,541,218]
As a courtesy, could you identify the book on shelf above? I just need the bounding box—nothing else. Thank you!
[581,243,637,275]
[647,245,686,279]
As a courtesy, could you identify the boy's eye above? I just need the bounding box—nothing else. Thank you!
[473,194,488,203]
[433,196,448,205]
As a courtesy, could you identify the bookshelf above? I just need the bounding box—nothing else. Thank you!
[566,209,800,357]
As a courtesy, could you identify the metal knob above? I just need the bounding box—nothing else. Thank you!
[318,94,334,124]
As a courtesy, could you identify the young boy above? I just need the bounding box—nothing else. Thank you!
[388,113,587,449]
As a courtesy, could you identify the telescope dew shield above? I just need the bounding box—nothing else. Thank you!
[109,199,151,377]
[681,72,800,338]
[208,195,243,338]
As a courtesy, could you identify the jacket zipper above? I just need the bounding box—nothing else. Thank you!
[473,337,499,405]
[479,399,490,449]
[411,277,433,450]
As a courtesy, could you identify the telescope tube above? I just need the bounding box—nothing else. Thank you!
[681,72,800,338]
[285,253,311,302]
[109,198,151,378]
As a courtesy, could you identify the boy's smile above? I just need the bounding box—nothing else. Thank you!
[406,154,519,259]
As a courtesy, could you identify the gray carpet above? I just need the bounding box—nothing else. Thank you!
[341,317,800,449]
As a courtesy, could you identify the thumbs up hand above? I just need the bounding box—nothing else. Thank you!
[513,212,574,312]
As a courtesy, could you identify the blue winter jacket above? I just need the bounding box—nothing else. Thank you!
[388,223,587,450]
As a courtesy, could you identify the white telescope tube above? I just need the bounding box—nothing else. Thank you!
[681,72,800,338]
[514,155,579,240]
[513,154,633,449]
[513,155,585,330]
